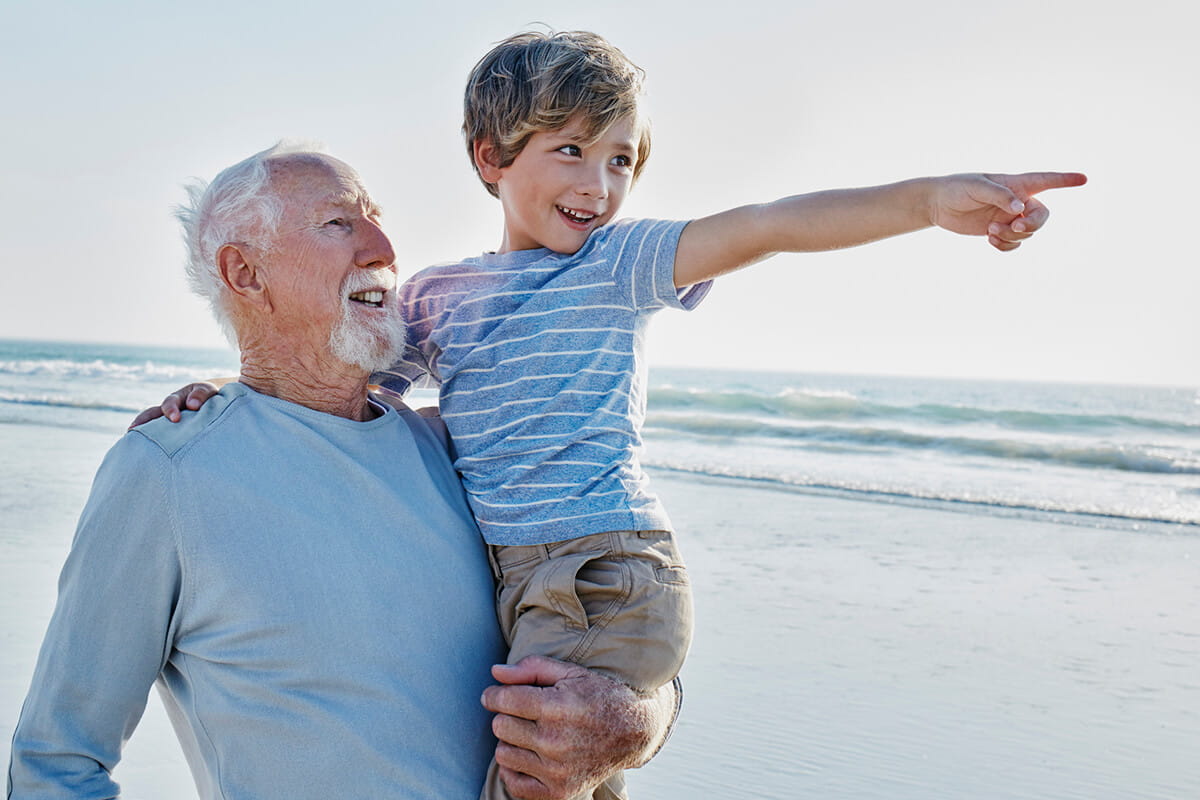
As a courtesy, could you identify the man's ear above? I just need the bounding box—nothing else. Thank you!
[217,244,269,309]
[473,139,504,184]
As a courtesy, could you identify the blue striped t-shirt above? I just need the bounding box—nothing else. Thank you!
[374,218,709,546]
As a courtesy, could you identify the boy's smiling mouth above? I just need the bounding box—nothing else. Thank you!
[557,205,597,226]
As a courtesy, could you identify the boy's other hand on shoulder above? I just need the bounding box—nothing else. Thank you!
[128,381,224,429]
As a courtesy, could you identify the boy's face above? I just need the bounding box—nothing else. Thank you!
[486,115,639,255]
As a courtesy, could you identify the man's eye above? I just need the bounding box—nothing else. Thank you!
[325,218,348,228]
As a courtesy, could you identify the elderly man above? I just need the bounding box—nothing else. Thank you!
[7,144,673,799]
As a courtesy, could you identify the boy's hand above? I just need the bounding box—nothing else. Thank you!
[929,172,1088,251]
[675,170,1087,287]
[128,382,221,429]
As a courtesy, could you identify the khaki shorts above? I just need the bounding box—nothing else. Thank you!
[490,529,693,692]
[481,530,694,800]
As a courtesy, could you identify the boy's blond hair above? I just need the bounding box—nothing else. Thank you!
[463,30,652,198]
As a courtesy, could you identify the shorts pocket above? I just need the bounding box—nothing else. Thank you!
[516,550,631,634]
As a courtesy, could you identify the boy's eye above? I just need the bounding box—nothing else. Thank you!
[611,155,633,168]
[556,145,581,157]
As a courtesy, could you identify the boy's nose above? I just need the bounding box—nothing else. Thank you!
[576,165,609,199]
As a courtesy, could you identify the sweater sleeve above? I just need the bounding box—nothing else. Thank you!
[7,434,183,800]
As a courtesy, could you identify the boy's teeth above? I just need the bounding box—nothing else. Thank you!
[559,206,595,222]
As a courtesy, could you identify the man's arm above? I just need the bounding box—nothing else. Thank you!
[481,656,679,800]
[673,171,1087,287]
[8,435,181,798]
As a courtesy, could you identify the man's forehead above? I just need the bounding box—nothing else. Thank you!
[269,154,379,216]
[319,187,381,216]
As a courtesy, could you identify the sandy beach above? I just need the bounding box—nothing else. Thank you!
[632,473,1199,799]
[4,427,1197,798]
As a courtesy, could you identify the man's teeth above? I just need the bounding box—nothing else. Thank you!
[558,206,595,222]
[349,291,384,307]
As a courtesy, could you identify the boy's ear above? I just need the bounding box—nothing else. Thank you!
[473,139,504,184]
[217,244,270,310]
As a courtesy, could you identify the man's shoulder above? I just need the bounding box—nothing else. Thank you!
[371,391,452,454]
[130,384,245,457]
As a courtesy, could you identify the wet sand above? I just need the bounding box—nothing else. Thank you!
[630,473,1199,799]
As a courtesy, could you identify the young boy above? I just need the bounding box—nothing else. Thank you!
[146,29,1085,800]
[386,30,1086,800]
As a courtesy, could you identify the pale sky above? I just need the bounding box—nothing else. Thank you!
[1,0,1195,386]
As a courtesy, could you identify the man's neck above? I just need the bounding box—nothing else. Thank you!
[237,345,378,422]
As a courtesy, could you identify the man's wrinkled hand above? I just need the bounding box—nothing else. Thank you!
[481,656,669,800]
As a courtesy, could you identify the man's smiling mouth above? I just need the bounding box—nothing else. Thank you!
[348,290,385,308]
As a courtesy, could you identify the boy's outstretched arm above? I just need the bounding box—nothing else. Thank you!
[673,172,1087,288]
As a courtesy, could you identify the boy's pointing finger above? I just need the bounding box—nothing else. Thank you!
[1008,171,1089,197]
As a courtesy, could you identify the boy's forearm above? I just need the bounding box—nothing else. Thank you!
[760,179,935,252]
[675,178,937,287]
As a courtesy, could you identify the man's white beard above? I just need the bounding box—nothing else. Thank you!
[328,296,407,374]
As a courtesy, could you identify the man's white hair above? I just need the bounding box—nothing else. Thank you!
[175,140,325,343]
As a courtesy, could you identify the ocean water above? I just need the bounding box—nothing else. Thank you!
[644,366,1200,532]
[4,338,1193,532]
[3,338,1199,799]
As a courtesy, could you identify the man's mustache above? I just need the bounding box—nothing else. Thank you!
[342,270,397,295]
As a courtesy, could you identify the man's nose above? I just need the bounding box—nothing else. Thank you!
[356,218,395,269]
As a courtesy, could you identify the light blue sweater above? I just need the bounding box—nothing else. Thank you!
[7,383,504,799]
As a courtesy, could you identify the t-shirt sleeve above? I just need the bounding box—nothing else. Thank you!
[372,342,435,396]
[607,218,712,313]
[371,276,438,395]
[7,434,182,798]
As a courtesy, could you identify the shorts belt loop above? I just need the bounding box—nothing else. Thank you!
[485,543,503,582]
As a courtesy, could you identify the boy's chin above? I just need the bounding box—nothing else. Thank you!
[547,231,595,256]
